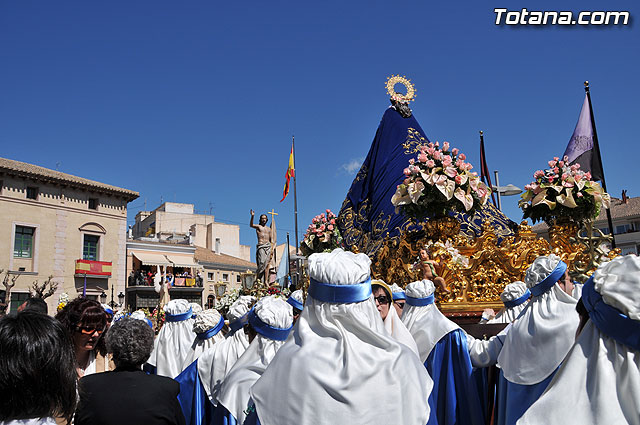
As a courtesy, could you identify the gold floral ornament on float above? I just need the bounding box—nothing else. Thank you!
[386,75,416,103]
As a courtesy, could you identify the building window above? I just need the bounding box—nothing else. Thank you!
[88,198,98,210]
[237,275,241,283]
[222,273,229,282]
[615,224,630,235]
[14,226,35,258]
[26,187,38,200]
[207,295,215,309]
[9,292,30,314]
[207,272,214,281]
[83,234,99,261]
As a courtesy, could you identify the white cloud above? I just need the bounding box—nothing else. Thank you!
[340,158,364,175]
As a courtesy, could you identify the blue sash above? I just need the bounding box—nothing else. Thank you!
[530,261,567,297]
[308,277,372,303]
[406,294,435,306]
[503,290,531,308]
[165,308,193,322]
[582,276,640,351]
[287,296,304,311]
[392,291,406,301]
[248,309,292,341]
[196,315,225,340]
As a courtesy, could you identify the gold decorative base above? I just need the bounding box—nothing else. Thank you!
[372,218,619,308]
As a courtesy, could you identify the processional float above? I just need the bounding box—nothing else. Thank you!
[322,75,618,319]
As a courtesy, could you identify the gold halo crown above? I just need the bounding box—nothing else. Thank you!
[386,75,416,103]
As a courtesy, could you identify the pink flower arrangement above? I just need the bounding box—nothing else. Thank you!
[519,156,610,224]
[392,141,491,219]
[301,209,343,256]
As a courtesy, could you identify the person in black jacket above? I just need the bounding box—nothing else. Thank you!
[75,318,186,425]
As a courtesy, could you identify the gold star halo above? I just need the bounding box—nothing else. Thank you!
[385,75,416,103]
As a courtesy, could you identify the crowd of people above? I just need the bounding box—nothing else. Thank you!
[0,248,638,425]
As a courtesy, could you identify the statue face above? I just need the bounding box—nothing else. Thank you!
[259,215,268,225]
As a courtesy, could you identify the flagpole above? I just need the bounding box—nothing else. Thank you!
[286,232,292,289]
[584,81,616,248]
[292,135,299,255]
[479,131,497,207]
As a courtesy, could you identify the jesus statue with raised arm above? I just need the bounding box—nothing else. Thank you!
[250,210,273,284]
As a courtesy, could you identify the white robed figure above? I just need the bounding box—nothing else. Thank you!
[518,255,640,425]
[146,299,196,378]
[402,279,484,425]
[495,254,579,425]
[286,289,304,323]
[182,309,226,369]
[249,248,433,425]
[486,281,530,324]
[174,296,256,425]
[389,282,407,316]
[214,295,293,425]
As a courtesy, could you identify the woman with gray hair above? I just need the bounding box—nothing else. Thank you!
[75,318,186,425]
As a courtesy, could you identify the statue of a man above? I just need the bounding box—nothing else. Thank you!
[250,210,273,284]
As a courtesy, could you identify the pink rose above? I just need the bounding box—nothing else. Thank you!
[409,158,415,165]
[330,219,336,224]
[326,209,331,213]
[435,141,440,147]
[404,168,411,176]
[459,153,466,160]
[319,225,325,231]
[426,146,436,155]
[428,142,434,148]
[452,148,459,155]
[577,192,583,198]
[464,163,473,171]
[585,172,592,180]
[442,141,450,151]
[321,213,325,218]
[426,159,435,168]
[548,160,556,168]
[455,175,463,185]
[403,178,410,185]
[442,155,453,166]
[534,170,544,178]
[558,161,564,168]
[553,167,560,174]
[433,151,443,161]
[553,157,559,161]
[418,153,428,163]
[312,218,318,223]
[328,224,334,231]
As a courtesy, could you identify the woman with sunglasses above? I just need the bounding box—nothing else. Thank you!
[56,297,112,377]
[372,280,419,356]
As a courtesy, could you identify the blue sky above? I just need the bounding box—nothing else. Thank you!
[1,1,638,254]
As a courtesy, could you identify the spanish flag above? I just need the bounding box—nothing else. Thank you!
[280,143,295,202]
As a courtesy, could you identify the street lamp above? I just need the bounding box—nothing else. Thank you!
[118,292,125,307]
[99,291,107,304]
[492,170,523,211]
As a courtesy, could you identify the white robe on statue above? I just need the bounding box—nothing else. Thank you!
[518,255,640,425]
[250,248,432,425]
[147,299,196,378]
